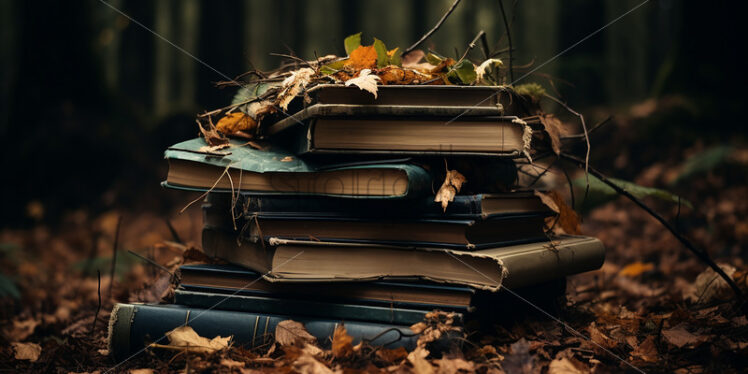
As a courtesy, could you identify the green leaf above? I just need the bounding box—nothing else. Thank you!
[671,146,734,185]
[373,38,388,68]
[425,52,444,65]
[573,174,693,212]
[514,83,546,101]
[446,60,477,84]
[389,47,401,67]
[0,272,20,299]
[232,83,272,106]
[344,32,362,55]
[320,59,346,75]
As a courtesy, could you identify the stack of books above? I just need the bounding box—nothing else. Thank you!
[108,85,605,360]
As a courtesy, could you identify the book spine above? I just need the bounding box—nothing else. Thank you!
[173,289,435,325]
[108,303,421,362]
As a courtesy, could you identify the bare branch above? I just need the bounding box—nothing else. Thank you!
[498,0,514,82]
[402,0,462,56]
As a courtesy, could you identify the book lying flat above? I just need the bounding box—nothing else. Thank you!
[164,138,431,198]
[282,84,529,117]
[271,113,531,157]
[233,215,547,249]
[108,303,423,362]
[202,231,605,291]
[179,264,474,310]
[173,289,443,325]
[204,191,552,221]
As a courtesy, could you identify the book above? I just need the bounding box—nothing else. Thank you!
[270,113,531,157]
[179,264,474,311]
[221,214,548,249]
[108,303,424,361]
[282,84,530,117]
[173,289,445,325]
[163,138,432,198]
[202,231,605,290]
[203,190,551,221]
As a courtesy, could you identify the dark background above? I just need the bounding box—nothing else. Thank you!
[0,0,745,227]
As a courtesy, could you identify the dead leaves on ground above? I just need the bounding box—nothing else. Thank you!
[151,325,231,354]
[12,342,41,362]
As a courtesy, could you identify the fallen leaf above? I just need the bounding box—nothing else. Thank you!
[538,114,564,154]
[534,191,560,214]
[434,169,467,212]
[588,323,618,350]
[3,318,38,341]
[293,352,334,374]
[163,325,231,353]
[502,339,536,374]
[407,347,434,374]
[198,121,229,147]
[344,45,378,70]
[619,261,655,277]
[548,357,586,374]
[542,190,581,235]
[128,370,154,374]
[216,112,258,135]
[277,67,315,110]
[344,69,380,98]
[376,346,408,363]
[280,156,294,162]
[275,320,316,347]
[331,324,354,358]
[662,325,705,348]
[435,357,475,373]
[12,342,41,362]
[630,335,658,363]
[688,264,736,304]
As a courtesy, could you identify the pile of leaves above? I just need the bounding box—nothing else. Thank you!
[197,33,507,143]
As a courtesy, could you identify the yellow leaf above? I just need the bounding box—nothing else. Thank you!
[275,320,316,347]
[344,69,380,98]
[215,112,258,135]
[12,342,41,362]
[344,45,378,70]
[331,324,354,358]
[618,261,655,277]
[163,325,231,353]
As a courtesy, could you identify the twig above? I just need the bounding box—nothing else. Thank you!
[108,215,122,298]
[456,30,486,65]
[90,270,101,335]
[479,32,491,60]
[164,218,183,244]
[562,116,613,140]
[560,153,744,301]
[544,93,591,196]
[498,0,514,82]
[127,249,175,278]
[269,53,315,69]
[402,0,463,56]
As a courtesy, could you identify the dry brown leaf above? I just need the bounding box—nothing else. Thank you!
[12,342,41,362]
[630,335,658,363]
[331,324,354,358]
[618,261,655,277]
[278,68,315,110]
[198,121,229,147]
[377,66,420,85]
[434,169,467,212]
[275,320,316,347]
[435,357,475,373]
[547,357,587,374]
[163,325,231,353]
[344,69,380,98]
[407,347,434,374]
[376,346,409,363]
[411,311,462,348]
[502,339,535,374]
[402,50,426,67]
[588,324,617,350]
[4,318,38,341]
[687,264,736,304]
[533,191,560,214]
[216,112,258,135]
[128,370,154,374]
[344,45,378,70]
[662,325,705,348]
[293,352,334,374]
[538,114,564,154]
[220,358,246,368]
[543,190,581,235]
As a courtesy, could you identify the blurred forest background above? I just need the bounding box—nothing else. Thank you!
[0,0,745,227]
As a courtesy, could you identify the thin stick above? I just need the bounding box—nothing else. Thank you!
[560,153,744,301]
[498,0,514,82]
[164,219,183,244]
[479,32,491,60]
[544,93,591,193]
[108,215,122,298]
[90,270,101,335]
[562,116,612,140]
[456,30,486,65]
[402,0,463,56]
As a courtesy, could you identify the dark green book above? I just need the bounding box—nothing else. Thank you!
[164,138,432,198]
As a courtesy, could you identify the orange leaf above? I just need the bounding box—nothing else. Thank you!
[216,112,257,135]
[331,324,354,358]
[619,261,655,277]
[543,190,581,235]
[344,45,378,70]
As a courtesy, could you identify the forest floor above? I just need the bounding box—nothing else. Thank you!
[1,99,746,373]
